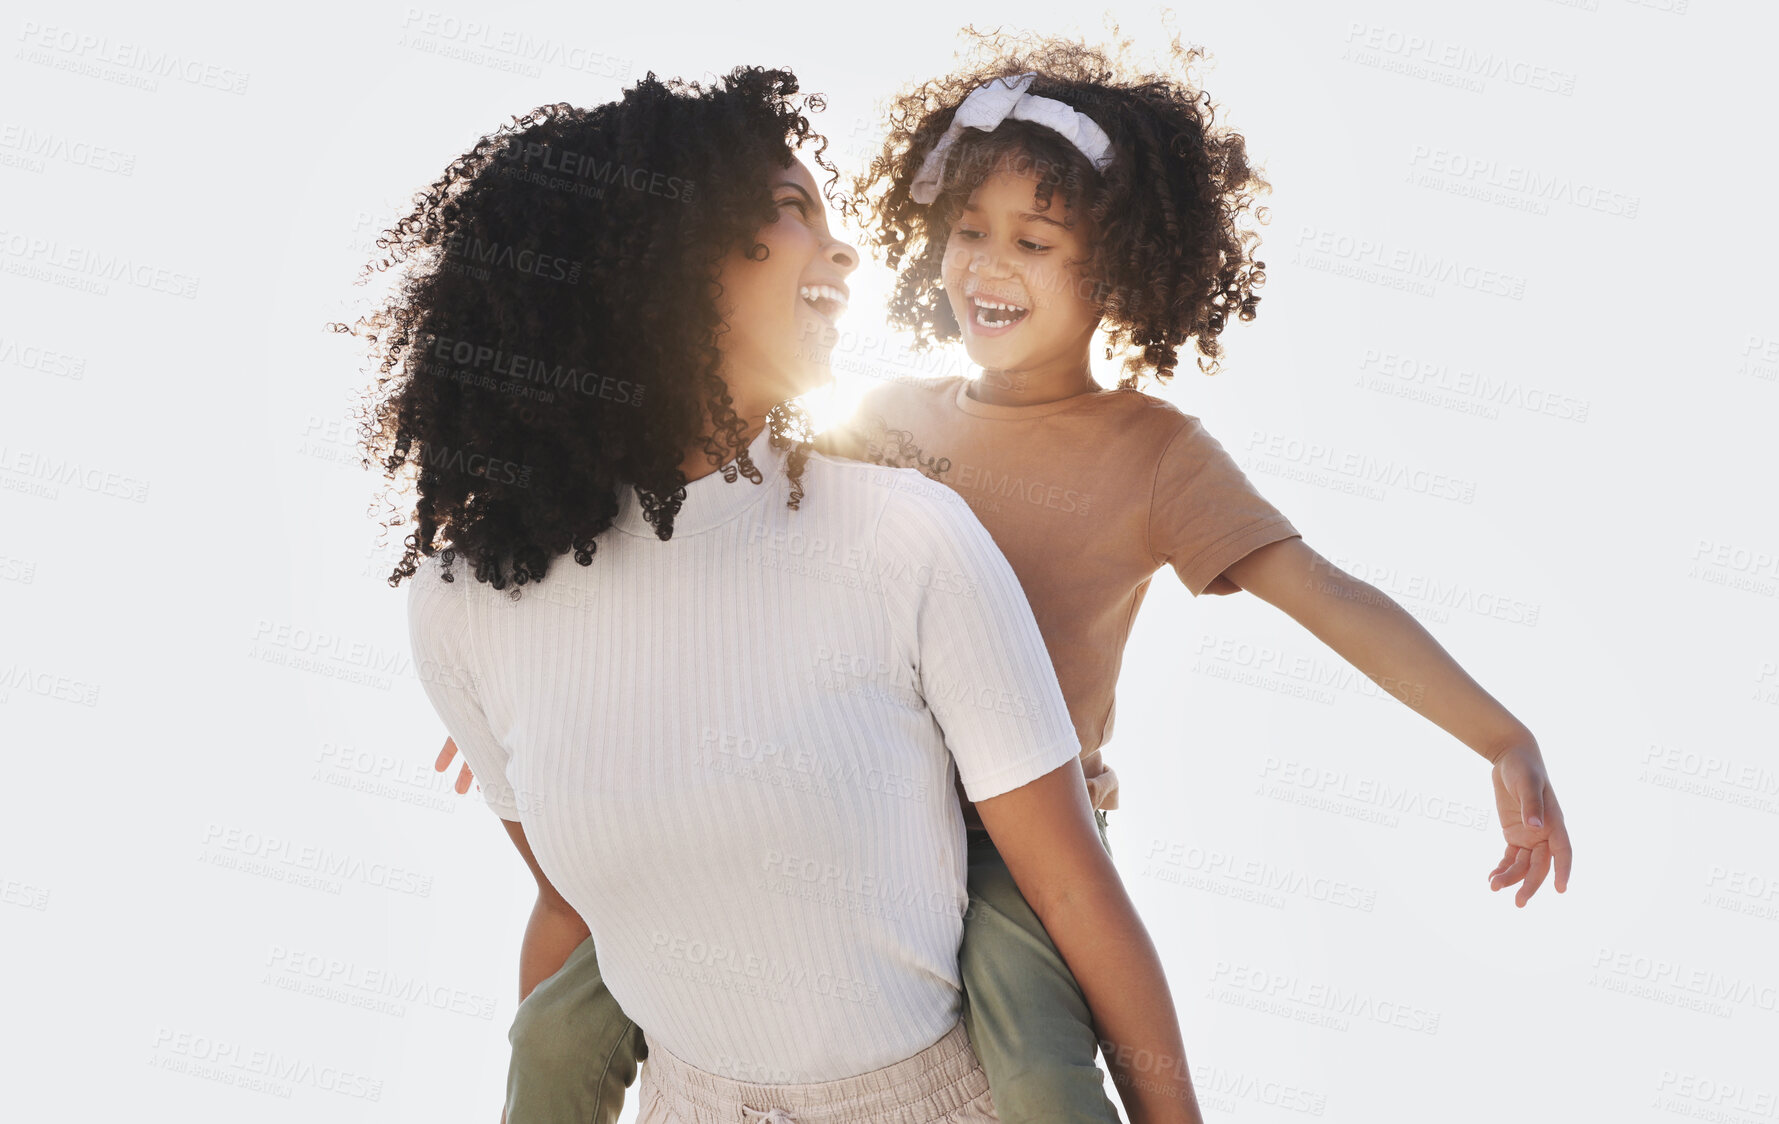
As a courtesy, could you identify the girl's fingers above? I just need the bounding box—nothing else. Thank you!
[1550,822,1574,892]
[456,762,474,794]
[1519,778,1548,830]
[1517,841,1551,907]
[1488,844,1516,884]
[1543,789,1573,892]
[435,737,458,771]
[1493,848,1531,890]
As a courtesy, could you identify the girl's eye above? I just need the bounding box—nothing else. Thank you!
[779,197,810,217]
[950,228,1045,251]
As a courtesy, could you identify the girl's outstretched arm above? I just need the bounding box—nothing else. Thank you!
[1221,537,1574,906]
[975,758,1204,1124]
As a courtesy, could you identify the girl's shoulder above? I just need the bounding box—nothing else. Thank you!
[1114,386,1197,418]
[1106,388,1222,441]
[1071,386,1210,443]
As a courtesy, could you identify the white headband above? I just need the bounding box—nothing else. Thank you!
[909,72,1113,205]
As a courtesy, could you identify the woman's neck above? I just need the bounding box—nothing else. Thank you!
[678,413,768,484]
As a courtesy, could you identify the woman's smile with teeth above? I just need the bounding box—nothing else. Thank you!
[799,283,848,324]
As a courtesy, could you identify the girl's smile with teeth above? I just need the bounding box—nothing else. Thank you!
[967,293,1031,334]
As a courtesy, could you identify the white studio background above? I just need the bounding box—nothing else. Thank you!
[3,1,1775,1121]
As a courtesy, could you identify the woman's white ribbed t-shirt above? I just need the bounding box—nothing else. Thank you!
[406,424,1083,1083]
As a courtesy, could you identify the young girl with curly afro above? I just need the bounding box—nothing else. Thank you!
[820,25,1576,1118]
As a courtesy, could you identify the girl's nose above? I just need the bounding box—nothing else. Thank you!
[967,249,1012,278]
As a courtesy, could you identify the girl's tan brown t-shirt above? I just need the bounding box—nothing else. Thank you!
[818,375,1302,818]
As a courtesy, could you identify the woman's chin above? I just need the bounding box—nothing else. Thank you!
[787,362,836,399]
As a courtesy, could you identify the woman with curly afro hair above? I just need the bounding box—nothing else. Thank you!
[826,27,1573,1122]
[342,65,1203,1124]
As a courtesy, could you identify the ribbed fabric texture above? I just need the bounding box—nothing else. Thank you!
[406,424,1083,1083]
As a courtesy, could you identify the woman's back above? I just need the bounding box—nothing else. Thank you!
[408,424,1082,1083]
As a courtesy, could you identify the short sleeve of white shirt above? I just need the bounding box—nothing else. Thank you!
[872,473,1083,802]
[406,559,521,821]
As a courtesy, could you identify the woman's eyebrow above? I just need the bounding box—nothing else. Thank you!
[774,182,818,207]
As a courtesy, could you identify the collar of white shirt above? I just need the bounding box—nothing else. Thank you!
[611,422,785,538]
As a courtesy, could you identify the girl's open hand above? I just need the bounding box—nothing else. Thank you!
[435,737,476,795]
[1487,742,1573,907]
